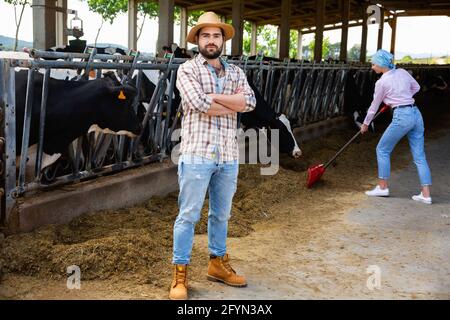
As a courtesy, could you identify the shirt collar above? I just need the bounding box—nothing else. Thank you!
[383,68,395,77]
[196,53,229,70]
[196,53,208,65]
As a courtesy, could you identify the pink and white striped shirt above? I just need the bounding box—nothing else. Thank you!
[364,68,421,125]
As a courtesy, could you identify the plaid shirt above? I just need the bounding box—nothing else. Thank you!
[176,54,256,162]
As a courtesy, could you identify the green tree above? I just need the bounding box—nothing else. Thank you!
[242,21,252,55]
[256,24,278,57]
[174,9,204,27]
[348,44,361,61]
[4,0,31,51]
[83,0,128,46]
[329,41,341,59]
[308,36,331,61]
[401,55,413,63]
[85,0,127,24]
[243,26,299,59]
[84,1,203,46]
[136,1,158,41]
[289,30,298,59]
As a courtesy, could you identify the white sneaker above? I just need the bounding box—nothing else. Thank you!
[365,185,389,197]
[412,193,432,204]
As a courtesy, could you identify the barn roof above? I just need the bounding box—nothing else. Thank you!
[168,0,450,30]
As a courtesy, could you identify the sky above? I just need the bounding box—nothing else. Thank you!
[1,0,449,58]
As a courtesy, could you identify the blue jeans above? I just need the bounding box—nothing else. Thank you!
[172,153,238,265]
[376,106,432,186]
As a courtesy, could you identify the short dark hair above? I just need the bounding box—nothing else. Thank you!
[196,27,225,38]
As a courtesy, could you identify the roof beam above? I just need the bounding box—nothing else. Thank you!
[396,8,450,16]
[258,9,340,25]
[246,7,281,17]
[187,0,232,11]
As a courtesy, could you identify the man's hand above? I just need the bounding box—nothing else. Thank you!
[360,124,369,134]
[207,93,217,101]
[206,102,236,116]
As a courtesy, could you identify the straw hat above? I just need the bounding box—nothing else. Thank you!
[186,12,234,44]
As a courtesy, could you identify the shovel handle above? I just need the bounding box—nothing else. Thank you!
[324,104,389,169]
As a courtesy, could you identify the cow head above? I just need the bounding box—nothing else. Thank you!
[89,78,142,138]
[276,114,302,159]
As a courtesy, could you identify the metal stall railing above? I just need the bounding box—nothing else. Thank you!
[229,57,374,127]
[1,50,449,228]
[0,50,190,227]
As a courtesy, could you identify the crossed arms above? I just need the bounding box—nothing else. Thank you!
[176,63,256,116]
[205,93,247,116]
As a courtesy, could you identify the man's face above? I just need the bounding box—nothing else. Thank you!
[197,26,224,59]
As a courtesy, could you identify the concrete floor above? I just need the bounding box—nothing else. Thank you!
[1,126,448,300]
[189,130,450,300]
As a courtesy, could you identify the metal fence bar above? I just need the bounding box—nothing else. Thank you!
[12,59,181,72]
[161,69,177,154]
[29,48,186,64]
[1,53,449,214]
[0,59,17,225]
[18,69,35,193]
[22,153,161,195]
[35,67,50,178]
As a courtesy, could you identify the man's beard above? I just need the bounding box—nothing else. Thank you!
[199,44,223,59]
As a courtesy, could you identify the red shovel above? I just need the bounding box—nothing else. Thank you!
[306,104,390,188]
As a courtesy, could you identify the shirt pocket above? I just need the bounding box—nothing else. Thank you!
[199,73,215,94]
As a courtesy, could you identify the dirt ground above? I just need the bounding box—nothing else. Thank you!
[0,90,449,300]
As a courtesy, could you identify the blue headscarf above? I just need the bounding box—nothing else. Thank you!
[371,49,395,69]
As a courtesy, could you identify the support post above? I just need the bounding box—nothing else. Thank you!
[279,0,291,59]
[231,0,244,55]
[32,0,56,50]
[276,26,281,58]
[157,0,174,57]
[314,0,325,62]
[128,0,137,50]
[340,0,350,62]
[360,4,368,63]
[221,16,228,55]
[250,21,257,55]
[180,7,188,48]
[389,15,397,57]
[377,8,384,50]
[55,0,67,47]
[297,28,303,60]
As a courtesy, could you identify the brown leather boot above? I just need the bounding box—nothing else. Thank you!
[169,264,188,300]
[207,254,247,287]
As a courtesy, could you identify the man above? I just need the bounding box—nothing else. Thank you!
[169,12,256,300]
[162,45,172,56]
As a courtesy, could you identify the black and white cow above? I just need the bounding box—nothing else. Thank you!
[14,70,142,168]
[414,70,449,93]
[241,80,302,158]
[343,69,381,132]
[130,67,302,158]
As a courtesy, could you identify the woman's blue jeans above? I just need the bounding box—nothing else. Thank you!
[172,153,238,265]
[376,106,432,186]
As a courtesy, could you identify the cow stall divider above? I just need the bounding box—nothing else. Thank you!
[0,51,183,228]
[1,50,449,231]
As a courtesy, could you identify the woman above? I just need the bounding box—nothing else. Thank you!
[361,49,432,204]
